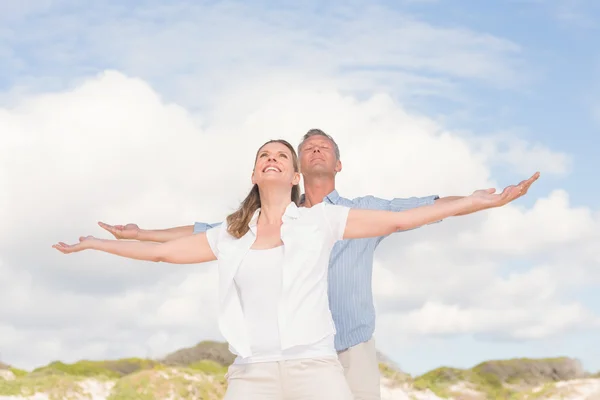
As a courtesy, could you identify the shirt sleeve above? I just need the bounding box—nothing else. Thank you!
[388,195,439,212]
[321,203,351,242]
[193,221,223,234]
[355,195,441,243]
[204,222,224,257]
[357,195,439,212]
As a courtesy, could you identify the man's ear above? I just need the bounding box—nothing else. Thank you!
[335,159,342,173]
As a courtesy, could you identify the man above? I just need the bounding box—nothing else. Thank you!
[99,129,539,399]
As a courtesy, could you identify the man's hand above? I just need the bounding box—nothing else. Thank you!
[52,235,98,254]
[469,171,540,210]
[98,222,140,240]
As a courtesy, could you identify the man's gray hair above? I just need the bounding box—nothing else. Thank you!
[298,128,341,160]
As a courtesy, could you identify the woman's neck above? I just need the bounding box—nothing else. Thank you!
[258,188,292,225]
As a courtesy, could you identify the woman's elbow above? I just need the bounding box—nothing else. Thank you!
[152,248,167,263]
[394,221,416,232]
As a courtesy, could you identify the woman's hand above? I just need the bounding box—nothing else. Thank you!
[52,235,98,254]
[51,231,217,264]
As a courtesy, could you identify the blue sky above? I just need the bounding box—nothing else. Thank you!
[414,0,599,205]
[0,0,599,376]
[1,0,597,204]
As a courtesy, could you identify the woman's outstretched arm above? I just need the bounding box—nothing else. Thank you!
[343,172,540,240]
[52,231,217,264]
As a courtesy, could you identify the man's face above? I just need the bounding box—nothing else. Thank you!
[299,135,341,178]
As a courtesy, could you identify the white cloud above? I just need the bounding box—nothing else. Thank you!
[454,189,597,255]
[472,133,572,177]
[0,0,527,110]
[380,301,597,339]
[0,70,596,372]
[370,184,600,345]
[374,259,599,341]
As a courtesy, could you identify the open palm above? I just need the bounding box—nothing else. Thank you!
[52,235,96,254]
[470,171,540,209]
[98,222,140,239]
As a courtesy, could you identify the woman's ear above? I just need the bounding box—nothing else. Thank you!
[292,172,301,185]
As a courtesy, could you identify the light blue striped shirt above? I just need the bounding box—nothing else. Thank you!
[194,190,439,352]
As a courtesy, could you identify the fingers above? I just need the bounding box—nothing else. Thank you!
[504,172,540,202]
[499,185,521,204]
[52,242,77,254]
[515,171,540,196]
[98,221,118,233]
[98,221,124,239]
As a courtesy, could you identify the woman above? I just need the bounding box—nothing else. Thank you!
[53,139,535,399]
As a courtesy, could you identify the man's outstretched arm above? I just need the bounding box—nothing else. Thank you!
[361,172,539,228]
[97,221,221,243]
[434,171,538,216]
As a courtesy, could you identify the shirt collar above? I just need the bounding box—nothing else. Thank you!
[299,189,340,205]
[248,201,300,233]
[324,189,340,204]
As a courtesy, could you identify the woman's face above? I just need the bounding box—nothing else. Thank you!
[251,141,300,189]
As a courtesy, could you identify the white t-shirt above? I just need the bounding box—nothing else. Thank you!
[206,201,350,360]
[232,246,335,364]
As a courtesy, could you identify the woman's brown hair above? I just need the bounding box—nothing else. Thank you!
[226,139,301,238]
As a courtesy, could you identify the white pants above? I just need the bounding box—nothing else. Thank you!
[224,356,353,400]
[338,338,381,400]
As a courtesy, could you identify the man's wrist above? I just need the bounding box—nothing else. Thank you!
[135,229,148,240]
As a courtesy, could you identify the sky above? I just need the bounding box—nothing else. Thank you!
[0,0,599,376]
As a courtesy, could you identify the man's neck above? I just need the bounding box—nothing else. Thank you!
[302,177,336,208]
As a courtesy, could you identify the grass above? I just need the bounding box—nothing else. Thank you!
[1,358,228,400]
[0,372,105,399]
[9,367,28,377]
[412,367,468,398]
[412,366,520,399]
[31,358,159,379]
[379,362,411,386]
[187,360,228,376]
[3,351,592,399]
[107,368,226,400]
[411,357,587,400]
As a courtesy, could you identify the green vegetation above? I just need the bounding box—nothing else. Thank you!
[32,360,120,378]
[412,366,519,399]
[31,358,159,379]
[0,344,231,399]
[162,340,236,367]
[1,342,594,400]
[524,382,558,400]
[9,367,28,377]
[107,368,226,400]
[0,373,96,399]
[187,360,228,376]
[411,357,587,399]
[413,367,469,398]
[379,362,411,386]
[472,357,580,386]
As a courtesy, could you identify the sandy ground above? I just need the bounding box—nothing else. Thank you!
[2,373,600,400]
